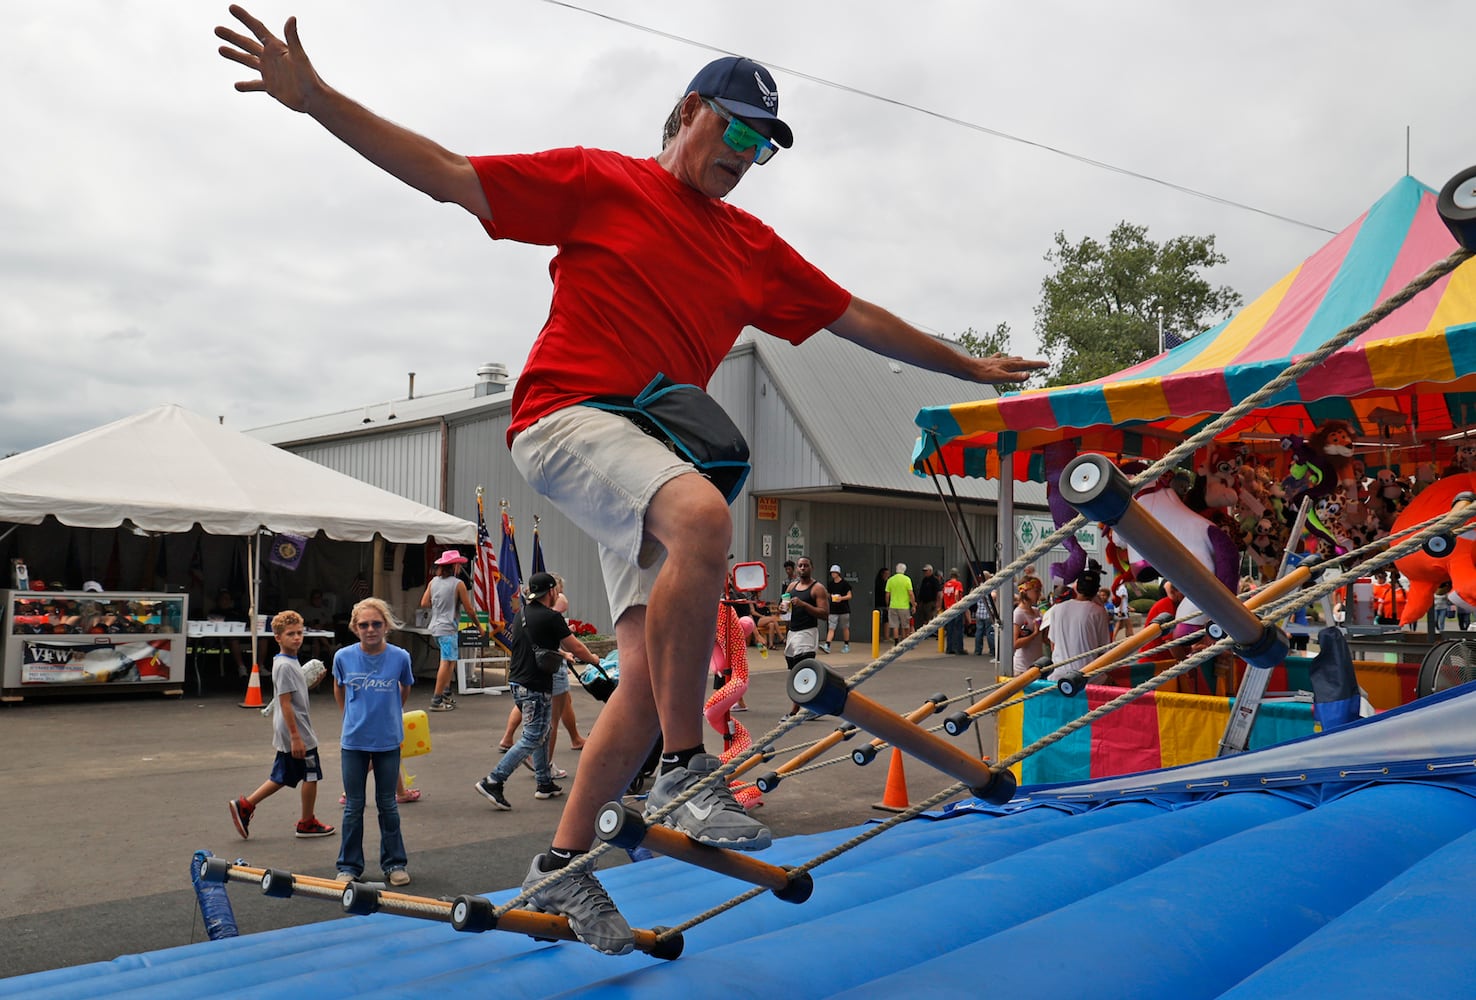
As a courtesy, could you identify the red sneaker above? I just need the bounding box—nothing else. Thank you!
[228,797,254,839]
[294,816,335,838]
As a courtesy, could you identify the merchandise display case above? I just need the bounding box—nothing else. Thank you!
[2,590,188,700]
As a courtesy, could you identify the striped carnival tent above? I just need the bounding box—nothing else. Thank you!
[913,175,1476,482]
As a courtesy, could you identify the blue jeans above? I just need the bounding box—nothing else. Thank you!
[337,748,407,877]
[491,684,552,784]
[974,620,996,657]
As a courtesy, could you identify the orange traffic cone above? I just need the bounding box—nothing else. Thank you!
[239,663,264,709]
[872,747,910,812]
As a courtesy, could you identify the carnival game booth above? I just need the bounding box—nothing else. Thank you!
[0,404,474,701]
[916,175,1476,485]
[914,176,1476,730]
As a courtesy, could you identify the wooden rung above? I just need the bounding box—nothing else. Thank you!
[594,803,813,903]
[787,661,1014,804]
[752,723,858,791]
[864,692,946,750]
[199,856,683,958]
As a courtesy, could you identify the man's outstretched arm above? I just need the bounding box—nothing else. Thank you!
[827,297,1048,385]
[216,5,490,219]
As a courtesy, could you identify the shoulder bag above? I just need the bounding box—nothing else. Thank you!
[585,373,750,504]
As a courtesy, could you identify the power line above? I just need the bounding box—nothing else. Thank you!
[538,0,1337,235]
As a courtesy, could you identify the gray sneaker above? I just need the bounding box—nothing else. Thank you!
[521,854,633,956]
[644,753,772,850]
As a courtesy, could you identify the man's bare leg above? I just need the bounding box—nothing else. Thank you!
[549,472,728,851]
[548,610,657,851]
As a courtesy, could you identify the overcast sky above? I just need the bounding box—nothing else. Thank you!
[2,1,1468,456]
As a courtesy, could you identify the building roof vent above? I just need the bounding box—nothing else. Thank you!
[475,362,510,397]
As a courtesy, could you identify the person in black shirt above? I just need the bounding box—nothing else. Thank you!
[823,565,852,653]
[477,573,600,807]
[783,558,829,714]
[916,565,943,627]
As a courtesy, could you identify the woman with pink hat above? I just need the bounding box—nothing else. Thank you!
[420,549,487,711]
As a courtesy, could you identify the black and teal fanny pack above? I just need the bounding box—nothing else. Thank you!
[585,373,750,504]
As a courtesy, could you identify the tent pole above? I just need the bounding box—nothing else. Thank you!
[249,533,260,671]
[997,443,1015,675]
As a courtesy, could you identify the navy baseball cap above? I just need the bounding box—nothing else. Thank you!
[686,56,793,148]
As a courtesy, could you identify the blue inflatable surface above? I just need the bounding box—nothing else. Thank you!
[7,684,1476,999]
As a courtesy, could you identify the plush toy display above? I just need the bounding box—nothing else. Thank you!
[1281,434,1343,551]
[1308,420,1359,496]
[1079,420,1476,606]
[1119,463,1241,594]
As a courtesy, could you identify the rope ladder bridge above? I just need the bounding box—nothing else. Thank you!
[196,166,1476,958]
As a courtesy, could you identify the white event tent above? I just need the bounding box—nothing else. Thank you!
[0,404,473,542]
[0,404,474,660]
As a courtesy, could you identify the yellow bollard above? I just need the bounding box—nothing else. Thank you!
[938,628,945,653]
[872,609,882,658]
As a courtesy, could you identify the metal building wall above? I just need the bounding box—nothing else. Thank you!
[748,498,998,579]
[287,424,444,509]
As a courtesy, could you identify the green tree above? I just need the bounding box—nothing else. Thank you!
[954,321,1012,359]
[1034,222,1242,386]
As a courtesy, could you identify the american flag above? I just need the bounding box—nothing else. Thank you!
[471,489,504,628]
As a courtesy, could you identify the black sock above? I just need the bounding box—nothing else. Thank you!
[660,746,704,770]
[542,847,576,871]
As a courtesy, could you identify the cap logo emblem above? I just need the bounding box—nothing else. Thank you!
[754,71,777,110]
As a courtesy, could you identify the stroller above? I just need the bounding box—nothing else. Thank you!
[578,651,663,794]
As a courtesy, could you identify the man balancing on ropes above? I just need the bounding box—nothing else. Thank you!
[216,5,1045,955]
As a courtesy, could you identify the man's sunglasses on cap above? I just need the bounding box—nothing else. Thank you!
[704,99,779,165]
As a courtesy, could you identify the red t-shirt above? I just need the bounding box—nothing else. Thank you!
[469,148,853,442]
[941,578,964,610]
[1140,595,1179,651]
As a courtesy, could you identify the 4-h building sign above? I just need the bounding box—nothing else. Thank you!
[1015,515,1101,558]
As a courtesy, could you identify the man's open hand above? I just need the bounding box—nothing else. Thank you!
[216,5,321,113]
[966,352,1049,385]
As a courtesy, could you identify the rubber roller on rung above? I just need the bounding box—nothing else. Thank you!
[595,801,651,850]
[260,868,295,898]
[451,895,499,933]
[786,657,849,716]
[200,856,233,883]
[1438,165,1476,250]
[341,881,382,916]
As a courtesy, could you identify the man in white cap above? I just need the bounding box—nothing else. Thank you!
[823,565,853,653]
[217,9,1045,955]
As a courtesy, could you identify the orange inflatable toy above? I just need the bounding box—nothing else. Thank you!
[1394,472,1476,625]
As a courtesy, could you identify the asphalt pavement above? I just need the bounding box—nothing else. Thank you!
[0,639,1003,980]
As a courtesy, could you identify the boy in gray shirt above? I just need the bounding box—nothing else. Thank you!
[228,610,334,839]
